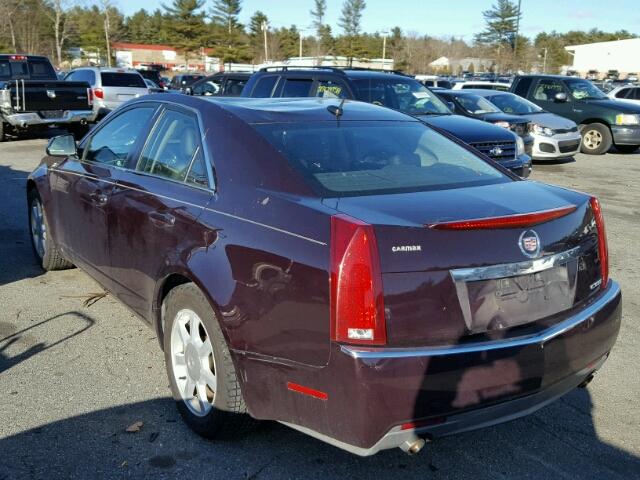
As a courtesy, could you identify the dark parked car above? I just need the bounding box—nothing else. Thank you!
[137,68,167,89]
[0,54,93,141]
[28,96,621,456]
[436,89,533,153]
[169,74,204,92]
[511,75,640,154]
[187,72,251,97]
[242,67,531,177]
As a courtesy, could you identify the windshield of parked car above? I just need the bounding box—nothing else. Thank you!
[253,121,509,197]
[351,77,452,115]
[486,93,544,114]
[565,79,607,100]
[454,94,501,114]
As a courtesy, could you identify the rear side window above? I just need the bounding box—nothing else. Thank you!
[251,76,278,97]
[223,77,247,95]
[85,107,156,165]
[100,72,146,88]
[632,88,640,100]
[28,60,57,79]
[254,121,508,197]
[138,109,204,185]
[280,78,313,97]
[0,61,11,79]
[513,77,533,97]
[316,79,349,98]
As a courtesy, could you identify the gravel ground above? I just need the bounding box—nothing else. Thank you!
[0,136,638,479]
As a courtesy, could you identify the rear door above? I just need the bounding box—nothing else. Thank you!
[51,104,157,286]
[107,105,213,318]
[100,72,148,109]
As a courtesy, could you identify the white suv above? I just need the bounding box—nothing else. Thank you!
[64,67,149,120]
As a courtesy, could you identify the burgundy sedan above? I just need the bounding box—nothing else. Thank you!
[27,96,621,456]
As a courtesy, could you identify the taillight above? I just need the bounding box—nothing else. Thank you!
[330,214,386,345]
[87,87,93,106]
[93,88,104,99]
[590,197,609,290]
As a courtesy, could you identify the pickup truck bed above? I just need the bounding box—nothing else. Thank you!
[0,55,94,141]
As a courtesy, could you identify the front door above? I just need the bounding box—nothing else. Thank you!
[51,105,157,285]
[107,106,213,319]
[530,78,575,119]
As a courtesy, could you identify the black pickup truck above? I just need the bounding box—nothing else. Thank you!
[0,55,94,141]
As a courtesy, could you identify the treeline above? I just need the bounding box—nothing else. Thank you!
[0,0,637,73]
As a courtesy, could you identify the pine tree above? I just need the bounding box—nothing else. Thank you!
[163,0,207,65]
[338,0,366,64]
[248,10,267,62]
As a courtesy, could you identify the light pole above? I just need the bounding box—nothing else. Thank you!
[299,30,305,59]
[542,47,548,73]
[261,20,269,63]
[513,0,522,73]
[381,31,388,70]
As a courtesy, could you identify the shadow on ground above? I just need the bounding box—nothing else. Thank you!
[0,387,638,480]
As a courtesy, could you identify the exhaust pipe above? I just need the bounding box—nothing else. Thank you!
[400,437,426,455]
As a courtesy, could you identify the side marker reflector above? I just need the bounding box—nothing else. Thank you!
[287,382,328,401]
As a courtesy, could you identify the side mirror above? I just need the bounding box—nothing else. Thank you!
[554,92,568,102]
[447,101,456,112]
[46,134,77,157]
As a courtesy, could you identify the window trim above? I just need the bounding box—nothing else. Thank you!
[132,102,215,192]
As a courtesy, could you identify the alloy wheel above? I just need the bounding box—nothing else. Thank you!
[170,309,217,417]
[583,129,603,150]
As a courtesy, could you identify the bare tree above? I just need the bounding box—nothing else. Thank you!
[0,0,20,53]
[45,0,74,66]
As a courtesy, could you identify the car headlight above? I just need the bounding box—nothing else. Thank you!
[531,123,554,136]
[493,121,511,129]
[615,114,640,125]
[516,136,525,156]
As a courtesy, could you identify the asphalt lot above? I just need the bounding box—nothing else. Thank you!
[0,134,639,480]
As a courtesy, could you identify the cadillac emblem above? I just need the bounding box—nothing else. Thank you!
[519,229,541,258]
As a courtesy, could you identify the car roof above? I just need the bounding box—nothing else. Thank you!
[457,89,514,97]
[201,97,418,124]
[437,89,496,96]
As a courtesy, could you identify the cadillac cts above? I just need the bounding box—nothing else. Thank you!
[27,96,621,456]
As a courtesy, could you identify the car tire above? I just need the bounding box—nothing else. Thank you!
[580,123,612,155]
[163,283,252,439]
[615,144,639,154]
[27,189,74,271]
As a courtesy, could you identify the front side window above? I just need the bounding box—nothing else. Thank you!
[352,77,451,115]
[138,109,204,184]
[533,79,566,101]
[254,121,508,197]
[84,107,156,165]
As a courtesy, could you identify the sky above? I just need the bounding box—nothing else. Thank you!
[117,0,640,40]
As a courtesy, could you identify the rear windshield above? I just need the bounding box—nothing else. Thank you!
[100,72,146,88]
[254,121,509,197]
[0,59,57,80]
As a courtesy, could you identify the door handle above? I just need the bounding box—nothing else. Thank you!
[90,192,108,205]
[149,211,176,227]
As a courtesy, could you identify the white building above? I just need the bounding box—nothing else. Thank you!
[565,38,640,78]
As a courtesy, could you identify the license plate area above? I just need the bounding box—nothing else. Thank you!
[39,110,65,119]
[451,249,580,334]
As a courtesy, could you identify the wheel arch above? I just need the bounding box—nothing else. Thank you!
[153,266,234,352]
[579,119,612,130]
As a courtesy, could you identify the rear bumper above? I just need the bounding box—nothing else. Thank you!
[3,110,95,127]
[611,125,640,145]
[294,280,621,456]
